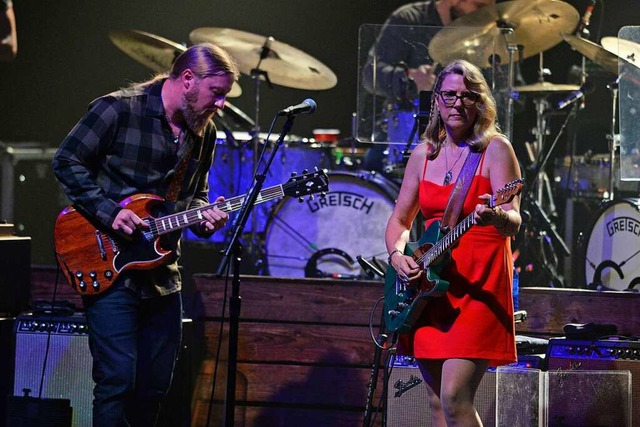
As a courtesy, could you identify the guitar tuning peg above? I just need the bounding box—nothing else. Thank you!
[302,168,309,174]
[320,192,326,198]
[290,171,298,177]
[309,194,315,201]
[298,196,304,203]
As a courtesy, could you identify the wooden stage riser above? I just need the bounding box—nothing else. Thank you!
[27,268,640,427]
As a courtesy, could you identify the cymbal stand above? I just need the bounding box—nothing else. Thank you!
[607,80,619,201]
[498,27,518,142]
[529,53,557,216]
[247,36,275,254]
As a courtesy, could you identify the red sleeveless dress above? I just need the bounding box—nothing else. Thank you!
[408,152,517,366]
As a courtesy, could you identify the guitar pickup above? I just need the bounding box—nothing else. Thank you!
[95,231,107,260]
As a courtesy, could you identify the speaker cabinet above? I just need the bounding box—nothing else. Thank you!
[11,315,195,427]
[12,315,92,427]
[385,358,496,427]
[547,338,637,426]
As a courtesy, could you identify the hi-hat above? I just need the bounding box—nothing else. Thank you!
[562,33,618,74]
[513,82,580,93]
[189,27,337,90]
[601,36,640,70]
[429,0,579,68]
[109,29,242,97]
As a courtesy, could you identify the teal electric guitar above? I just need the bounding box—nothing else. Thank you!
[383,179,524,334]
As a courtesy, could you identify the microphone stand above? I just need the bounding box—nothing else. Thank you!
[215,113,297,427]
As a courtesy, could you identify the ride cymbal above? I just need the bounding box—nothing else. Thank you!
[513,81,580,93]
[189,27,337,90]
[601,36,640,70]
[562,33,619,74]
[429,0,579,68]
[109,29,242,97]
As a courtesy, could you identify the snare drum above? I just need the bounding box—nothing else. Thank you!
[264,171,399,278]
[584,199,640,290]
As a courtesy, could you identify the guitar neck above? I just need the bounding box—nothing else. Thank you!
[422,212,475,267]
[149,184,285,237]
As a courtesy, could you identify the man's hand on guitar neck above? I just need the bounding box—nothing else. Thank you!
[388,250,423,283]
[197,196,229,235]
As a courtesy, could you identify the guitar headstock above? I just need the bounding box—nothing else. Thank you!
[283,169,330,200]
[490,178,524,208]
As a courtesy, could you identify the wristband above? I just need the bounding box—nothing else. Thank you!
[388,248,402,264]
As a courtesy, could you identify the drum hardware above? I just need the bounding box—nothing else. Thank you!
[356,255,386,280]
[304,247,358,279]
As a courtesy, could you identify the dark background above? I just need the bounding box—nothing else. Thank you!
[1,0,639,276]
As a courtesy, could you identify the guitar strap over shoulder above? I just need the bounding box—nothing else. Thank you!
[440,148,482,233]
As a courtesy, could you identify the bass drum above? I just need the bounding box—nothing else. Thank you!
[265,171,398,278]
[584,199,640,290]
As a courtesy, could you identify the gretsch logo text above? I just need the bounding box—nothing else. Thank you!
[307,191,374,214]
[606,216,640,237]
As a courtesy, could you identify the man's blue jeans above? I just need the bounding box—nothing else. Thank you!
[83,284,182,427]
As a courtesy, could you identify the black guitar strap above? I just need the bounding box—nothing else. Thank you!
[441,147,482,233]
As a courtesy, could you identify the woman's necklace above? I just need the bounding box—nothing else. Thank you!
[443,143,466,185]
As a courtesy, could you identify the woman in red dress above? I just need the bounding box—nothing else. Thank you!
[385,59,522,426]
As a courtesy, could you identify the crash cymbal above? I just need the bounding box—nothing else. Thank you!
[513,81,580,92]
[429,0,579,68]
[562,34,618,74]
[109,30,242,97]
[189,27,337,90]
[601,36,640,70]
[215,101,255,133]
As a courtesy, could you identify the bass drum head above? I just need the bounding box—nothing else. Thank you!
[265,171,398,278]
[584,199,640,290]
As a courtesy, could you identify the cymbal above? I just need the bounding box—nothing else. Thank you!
[189,27,337,90]
[513,82,580,93]
[429,0,579,68]
[109,30,242,97]
[601,36,640,70]
[562,34,618,74]
[215,101,255,133]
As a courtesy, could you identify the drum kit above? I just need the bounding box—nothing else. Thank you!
[108,0,640,287]
[109,25,389,278]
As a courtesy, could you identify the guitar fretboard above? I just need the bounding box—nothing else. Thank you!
[148,185,285,237]
[421,212,476,267]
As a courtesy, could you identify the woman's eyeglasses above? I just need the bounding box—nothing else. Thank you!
[438,91,479,107]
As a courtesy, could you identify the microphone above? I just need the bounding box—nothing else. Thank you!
[278,98,317,116]
[556,82,594,110]
[576,0,596,38]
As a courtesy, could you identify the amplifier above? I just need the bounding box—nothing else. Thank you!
[12,315,93,427]
[11,315,195,427]
[547,338,637,426]
[386,356,544,427]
